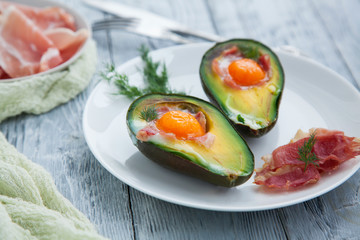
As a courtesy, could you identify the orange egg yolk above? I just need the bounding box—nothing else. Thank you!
[228,58,266,86]
[156,111,205,139]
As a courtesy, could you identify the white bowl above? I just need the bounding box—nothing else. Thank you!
[0,0,91,83]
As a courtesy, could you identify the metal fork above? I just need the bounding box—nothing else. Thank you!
[92,18,193,44]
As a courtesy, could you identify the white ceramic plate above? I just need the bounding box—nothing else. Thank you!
[83,43,360,211]
[0,0,90,83]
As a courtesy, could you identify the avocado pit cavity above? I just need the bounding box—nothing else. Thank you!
[136,104,215,148]
[212,46,271,89]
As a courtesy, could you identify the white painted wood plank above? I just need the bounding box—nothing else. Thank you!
[311,0,360,88]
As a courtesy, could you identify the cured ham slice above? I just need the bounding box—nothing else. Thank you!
[255,164,321,189]
[190,132,215,148]
[26,7,76,31]
[136,122,158,142]
[254,128,360,189]
[39,48,63,73]
[0,2,88,79]
[0,66,10,79]
[194,111,207,132]
[0,6,62,78]
[0,2,76,31]
[45,28,89,62]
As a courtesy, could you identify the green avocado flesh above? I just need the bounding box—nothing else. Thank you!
[126,94,254,187]
[200,39,285,137]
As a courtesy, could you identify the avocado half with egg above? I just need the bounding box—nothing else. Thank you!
[200,39,284,137]
[126,94,254,187]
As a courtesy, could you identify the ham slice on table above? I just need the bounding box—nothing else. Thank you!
[254,128,360,189]
[0,2,88,79]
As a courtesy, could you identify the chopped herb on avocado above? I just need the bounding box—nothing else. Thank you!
[140,105,158,122]
[237,114,245,123]
[237,45,260,60]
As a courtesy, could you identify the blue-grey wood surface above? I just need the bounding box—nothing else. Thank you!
[1,0,360,239]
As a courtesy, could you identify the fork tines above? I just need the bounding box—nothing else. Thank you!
[92,18,137,31]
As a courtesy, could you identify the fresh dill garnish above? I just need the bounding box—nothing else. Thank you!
[140,105,158,122]
[297,131,319,171]
[100,45,184,99]
[101,64,145,98]
[238,46,260,60]
[139,45,169,94]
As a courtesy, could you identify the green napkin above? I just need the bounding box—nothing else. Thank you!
[0,40,106,239]
[0,39,97,123]
[0,132,107,239]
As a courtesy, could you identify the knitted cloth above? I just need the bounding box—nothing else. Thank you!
[0,132,107,239]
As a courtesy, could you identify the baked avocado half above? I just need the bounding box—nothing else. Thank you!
[126,94,254,187]
[200,39,284,137]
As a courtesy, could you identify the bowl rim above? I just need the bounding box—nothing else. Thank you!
[0,0,91,83]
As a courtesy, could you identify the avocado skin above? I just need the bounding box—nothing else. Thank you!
[135,140,252,187]
[126,93,254,187]
[199,39,285,137]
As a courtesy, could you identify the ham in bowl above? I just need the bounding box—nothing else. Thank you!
[0,0,90,81]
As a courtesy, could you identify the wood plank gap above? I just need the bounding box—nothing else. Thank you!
[230,213,240,240]
[106,30,115,64]
[231,0,258,38]
[277,209,291,240]
[202,0,220,34]
[148,39,156,51]
[303,200,333,239]
[4,130,9,142]
[308,0,359,89]
[101,12,136,239]
[16,119,25,150]
[127,187,138,240]
[104,13,115,65]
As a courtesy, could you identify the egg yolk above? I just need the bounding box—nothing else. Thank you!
[228,58,265,86]
[156,111,205,139]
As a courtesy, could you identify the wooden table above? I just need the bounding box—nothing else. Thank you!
[2,0,359,239]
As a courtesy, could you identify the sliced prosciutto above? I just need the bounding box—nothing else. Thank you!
[0,66,10,79]
[0,2,76,31]
[254,128,360,189]
[0,6,62,78]
[0,2,88,79]
[45,28,89,62]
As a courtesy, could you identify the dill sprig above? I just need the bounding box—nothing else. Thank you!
[100,45,183,99]
[297,131,319,171]
[101,64,145,98]
[139,45,172,94]
[140,105,158,122]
